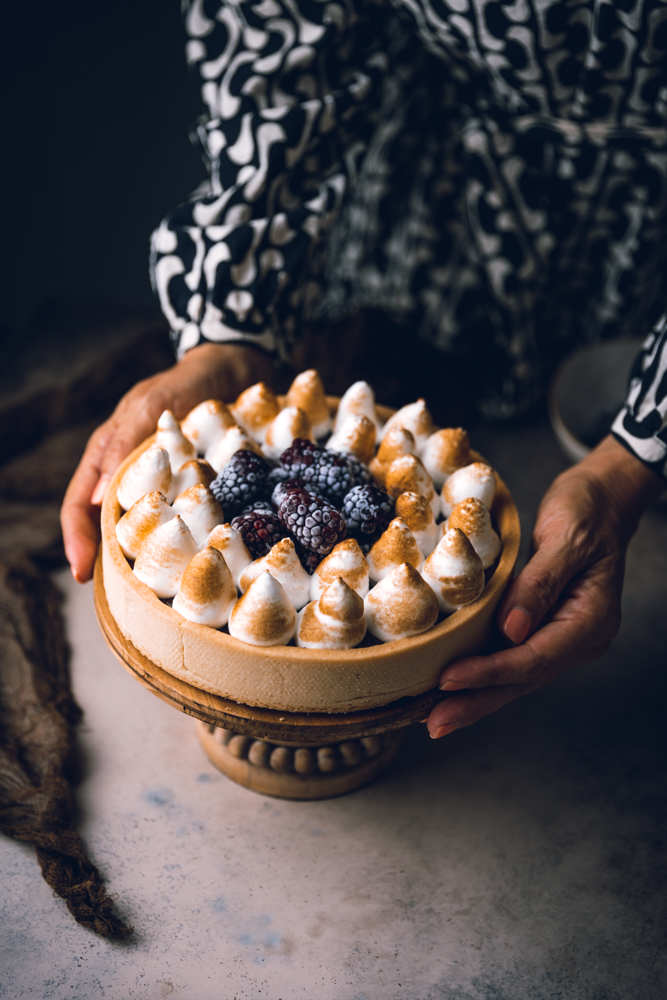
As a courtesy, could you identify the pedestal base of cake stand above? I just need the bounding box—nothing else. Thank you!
[196,722,405,799]
[93,554,442,800]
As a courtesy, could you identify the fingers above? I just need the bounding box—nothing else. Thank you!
[61,394,163,583]
[428,584,616,736]
[496,539,585,644]
[62,413,162,582]
[426,683,529,738]
[97,409,161,482]
[426,636,612,739]
[61,421,115,583]
[91,473,111,505]
[439,610,605,693]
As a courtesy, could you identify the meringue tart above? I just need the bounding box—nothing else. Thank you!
[100,396,520,714]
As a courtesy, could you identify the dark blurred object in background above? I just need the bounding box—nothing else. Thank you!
[548,340,644,465]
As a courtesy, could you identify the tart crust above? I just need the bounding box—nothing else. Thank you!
[101,403,520,714]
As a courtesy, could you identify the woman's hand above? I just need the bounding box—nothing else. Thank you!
[426,436,665,738]
[61,342,275,584]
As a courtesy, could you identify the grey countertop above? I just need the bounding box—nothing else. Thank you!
[2,419,666,1000]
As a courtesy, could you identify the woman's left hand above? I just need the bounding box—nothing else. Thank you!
[61,342,274,584]
[426,436,664,739]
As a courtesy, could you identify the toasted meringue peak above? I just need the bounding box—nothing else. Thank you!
[385,454,440,519]
[172,484,224,547]
[367,517,425,582]
[286,369,331,438]
[364,563,439,642]
[263,406,313,461]
[310,538,370,601]
[205,426,262,473]
[379,399,434,452]
[369,426,417,486]
[239,538,311,610]
[133,515,198,598]
[318,577,365,621]
[326,414,376,465]
[446,497,501,570]
[180,399,236,454]
[231,382,280,443]
[116,491,174,560]
[296,578,366,649]
[440,462,496,518]
[334,380,381,433]
[172,547,236,628]
[168,457,215,503]
[117,445,172,511]
[205,523,252,588]
[228,571,296,646]
[422,528,485,613]
[155,410,196,472]
[395,491,440,556]
[422,428,471,488]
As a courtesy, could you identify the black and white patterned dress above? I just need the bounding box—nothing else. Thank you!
[150,0,667,477]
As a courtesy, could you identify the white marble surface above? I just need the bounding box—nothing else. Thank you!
[2,425,667,1000]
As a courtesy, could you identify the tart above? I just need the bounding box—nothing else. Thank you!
[101,398,520,714]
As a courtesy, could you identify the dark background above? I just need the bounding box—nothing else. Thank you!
[0,0,476,429]
[1,0,204,333]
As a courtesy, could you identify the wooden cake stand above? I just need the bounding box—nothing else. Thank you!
[93,554,446,800]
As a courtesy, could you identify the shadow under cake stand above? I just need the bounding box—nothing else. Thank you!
[94,554,446,800]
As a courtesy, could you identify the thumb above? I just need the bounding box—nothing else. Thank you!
[91,415,159,505]
[99,423,153,479]
[498,542,581,645]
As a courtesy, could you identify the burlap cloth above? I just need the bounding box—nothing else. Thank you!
[0,300,175,938]
[0,556,132,937]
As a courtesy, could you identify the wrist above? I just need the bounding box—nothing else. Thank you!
[568,434,664,530]
[177,341,276,399]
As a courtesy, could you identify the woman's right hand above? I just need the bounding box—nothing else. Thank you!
[60,342,275,584]
[425,435,664,738]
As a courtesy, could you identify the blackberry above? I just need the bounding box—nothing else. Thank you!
[345,454,372,487]
[280,439,369,506]
[271,476,308,508]
[210,450,271,519]
[342,485,395,551]
[231,510,286,558]
[278,488,347,572]
[241,499,275,516]
[280,438,324,470]
[266,464,291,494]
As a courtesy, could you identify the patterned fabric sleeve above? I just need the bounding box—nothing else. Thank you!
[150,0,380,360]
[612,314,667,479]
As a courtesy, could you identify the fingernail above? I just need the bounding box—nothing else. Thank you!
[91,474,111,506]
[503,607,531,645]
[430,723,458,739]
[439,679,467,691]
[419,718,428,724]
